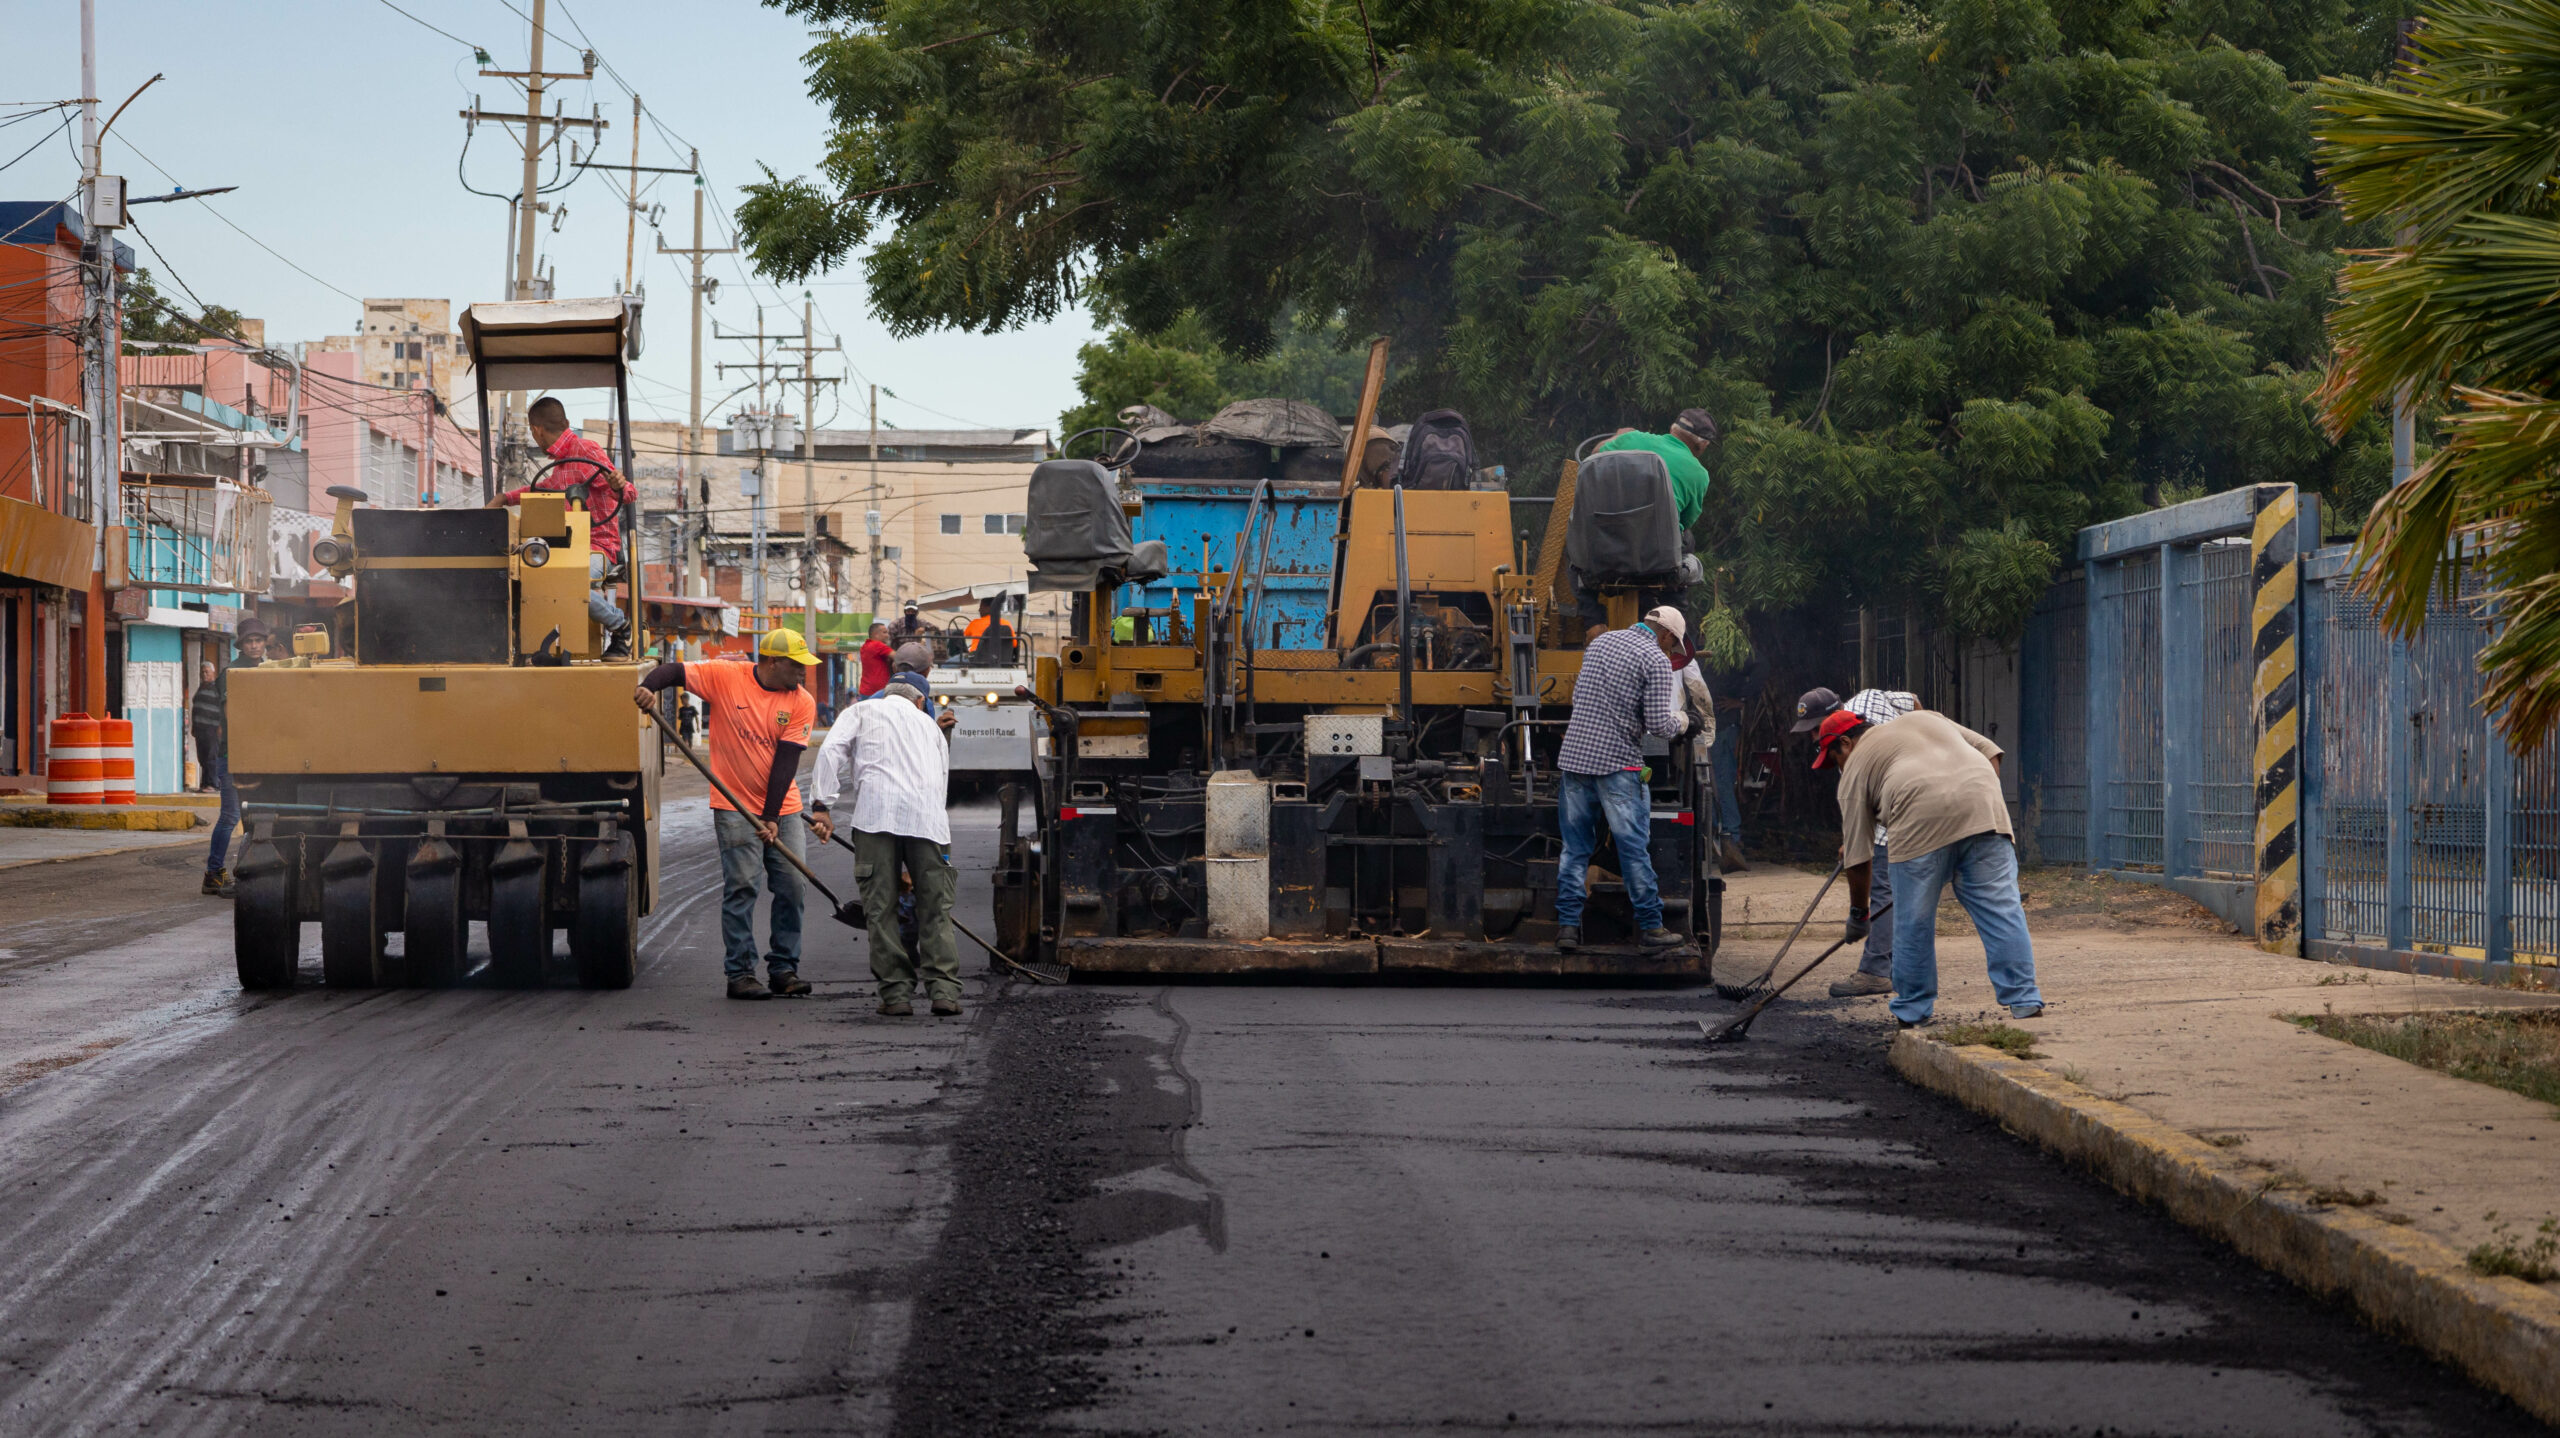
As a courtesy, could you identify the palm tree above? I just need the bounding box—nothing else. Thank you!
[2315,0,2560,749]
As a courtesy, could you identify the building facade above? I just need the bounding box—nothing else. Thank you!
[310,297,471,408]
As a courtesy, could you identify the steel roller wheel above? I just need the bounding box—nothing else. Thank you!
[233,838,298,990]
[487,838,549,989]
[319,834,384,989]
[572,833,637,990]
[403,838,468,988]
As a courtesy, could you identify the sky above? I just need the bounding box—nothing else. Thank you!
[0,0,1101,436]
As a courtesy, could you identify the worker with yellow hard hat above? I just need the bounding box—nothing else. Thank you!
[633,626,822,1000]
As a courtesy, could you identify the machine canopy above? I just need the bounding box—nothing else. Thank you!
[460,296,643,392]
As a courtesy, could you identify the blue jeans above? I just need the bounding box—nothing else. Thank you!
[1709,719,1743,843]
[587,553,627,633]
[202,742,238,876]
[1856,833,1893,978]
[713,809,806,979]
[1887,831,2041,1023]
[1555,769,1662,932]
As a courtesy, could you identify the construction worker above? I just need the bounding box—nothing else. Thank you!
[632,628,822,999]
[964,596,1017,664]
[1812,706,2043,1027]
[493,396,636,657]
[811,680,960,1016]
[857,621,894,697]
[1792,685,1919,997]
[1554,606,1693,952]
[1575,407,1716,640]
[889,601,931,647]
[192,616,269,896]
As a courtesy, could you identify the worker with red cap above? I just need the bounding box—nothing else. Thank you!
[1812,704,2043,1027]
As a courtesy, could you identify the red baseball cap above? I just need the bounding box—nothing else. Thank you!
[1811,708,1867,769]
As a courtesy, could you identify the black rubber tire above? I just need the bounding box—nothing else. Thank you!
[572,835,638,989]
[319,839,383,989]
[487,843,549,989]
[404,840,468,988]
[233,840,298,990]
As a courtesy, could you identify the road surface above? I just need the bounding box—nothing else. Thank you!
[0,795,2538,1435]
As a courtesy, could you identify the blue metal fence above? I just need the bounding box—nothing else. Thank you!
[2019,483,2557,986]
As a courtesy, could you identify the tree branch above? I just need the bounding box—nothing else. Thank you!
[1473,183,1553,217]
[2220,195,2283,300]
[916,27,1007,53]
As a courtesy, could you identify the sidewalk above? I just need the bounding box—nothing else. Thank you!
[1712,861,2560,1421]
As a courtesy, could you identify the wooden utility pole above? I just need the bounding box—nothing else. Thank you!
[793,295,840,704]
[622,94,642,293]
[656,160,732,604]
[867,384,882,619]
[716,310,794,617]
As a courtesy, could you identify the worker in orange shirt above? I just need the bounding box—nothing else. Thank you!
[963,596,1018,664]
[634,628,823,999]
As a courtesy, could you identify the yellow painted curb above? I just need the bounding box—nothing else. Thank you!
[0,806,201,832]
[1890,1030,2560,1425]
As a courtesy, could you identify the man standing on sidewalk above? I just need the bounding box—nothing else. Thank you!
[633,629,822,999]
[1792,685,1919,998]
[1814,706,2042,1027]
[811,681,960,1016]
[192,617,269,896]
[1555,606,1693,953]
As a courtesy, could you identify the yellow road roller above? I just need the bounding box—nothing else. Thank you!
[226,297,659,990]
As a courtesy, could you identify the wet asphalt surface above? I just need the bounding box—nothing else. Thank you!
[0,802,2547,1435]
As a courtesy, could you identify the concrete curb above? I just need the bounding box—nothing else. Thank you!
[1889,1030,2560,1424]
[0,805,201,832]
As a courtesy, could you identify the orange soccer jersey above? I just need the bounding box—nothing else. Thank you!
[685,659,811,816]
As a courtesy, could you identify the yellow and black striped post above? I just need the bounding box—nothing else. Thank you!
[2251,485,2302,953]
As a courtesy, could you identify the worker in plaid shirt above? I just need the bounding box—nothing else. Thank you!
[1554,607,1695,952]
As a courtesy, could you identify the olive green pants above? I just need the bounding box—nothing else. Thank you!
[853,829,960,1002]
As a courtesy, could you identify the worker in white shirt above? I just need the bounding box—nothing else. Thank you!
[810,681,962,1017]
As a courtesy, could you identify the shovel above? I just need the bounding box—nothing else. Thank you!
[818,829,1061,985]
[642,708,865,927]
[1712,859,1843,1001]
[1697,899,1892,1043]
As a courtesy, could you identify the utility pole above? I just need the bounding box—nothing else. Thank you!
[76,0,117,719]
[867,383,882,620]
[792,294,840,704]
[622,94,642,293]
[461,0,602,484]
[716,309,793,620]
[656,160,733,607]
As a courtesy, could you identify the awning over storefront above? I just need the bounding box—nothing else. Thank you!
[0,494,93,591]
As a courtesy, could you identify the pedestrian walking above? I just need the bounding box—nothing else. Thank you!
[1791,685,1919,997]
[811,681,960,1016]
[858,622,894,697]
[192,617,269,896]
[1554,606,1694,952]
[632,629,822,999]
[1812,706,2042,1027]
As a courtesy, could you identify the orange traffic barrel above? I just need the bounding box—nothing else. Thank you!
[97,717,135,805]
[46,716,102,804]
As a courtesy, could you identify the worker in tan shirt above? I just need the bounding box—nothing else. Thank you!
[1812,707,2043,1027]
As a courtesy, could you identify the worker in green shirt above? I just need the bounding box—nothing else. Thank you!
[1593,407,1714,528]
[1575,407,1716,640]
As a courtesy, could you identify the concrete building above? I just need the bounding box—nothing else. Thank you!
[604,418,1064,644]
[310,298,471,409]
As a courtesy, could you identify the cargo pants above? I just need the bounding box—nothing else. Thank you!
[854,829,960,1003]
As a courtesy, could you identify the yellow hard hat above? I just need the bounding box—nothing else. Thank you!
[758,627,821,666]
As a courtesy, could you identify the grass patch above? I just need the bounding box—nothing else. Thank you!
[2201,1132,2248,1148]
[2465,1214,2558,1282]
[1935,1022,2042,1059]
[2287,1008,2560,1109]
[2308,1185,2381,1208]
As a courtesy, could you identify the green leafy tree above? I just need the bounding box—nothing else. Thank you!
[2317,0,2560,749]
[123,268,247,354]
[1057,309,1371,441]
[744,0,2406,646]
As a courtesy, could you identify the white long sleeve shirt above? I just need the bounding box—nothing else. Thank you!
[811,695,951,844]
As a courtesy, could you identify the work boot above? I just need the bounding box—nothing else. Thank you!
[1636,927,1684,949]
[1895,1015,1931,1030]
[602,626,633,660]
[931,996,963,1017]
[2009,1002,2046,1020]
[877,996,914,1017]
[1827,970,1892,998]
[1555,925,1580,953]
[768,970,812,997]
[202,870,233,897]
[1717,839,1749,874]
[727,974,772,1000]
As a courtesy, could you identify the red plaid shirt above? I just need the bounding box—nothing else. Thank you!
[505,429,633,561]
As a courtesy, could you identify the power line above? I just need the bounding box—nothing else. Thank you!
[112,134,363,302]
[0,113,74,177]
[371,0,486,56]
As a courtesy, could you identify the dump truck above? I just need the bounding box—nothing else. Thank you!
[225,297,658,990]
[990,423,1722,979]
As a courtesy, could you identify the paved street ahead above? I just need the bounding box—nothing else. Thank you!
[0,799,2542,1436]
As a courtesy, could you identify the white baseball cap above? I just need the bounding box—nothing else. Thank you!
[1643,606,1687,641]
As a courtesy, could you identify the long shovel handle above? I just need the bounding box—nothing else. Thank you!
[821,828,1063,985]
[1700,898,1895,1042]
[641,707,845,909]
[1745,859,1844,991]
